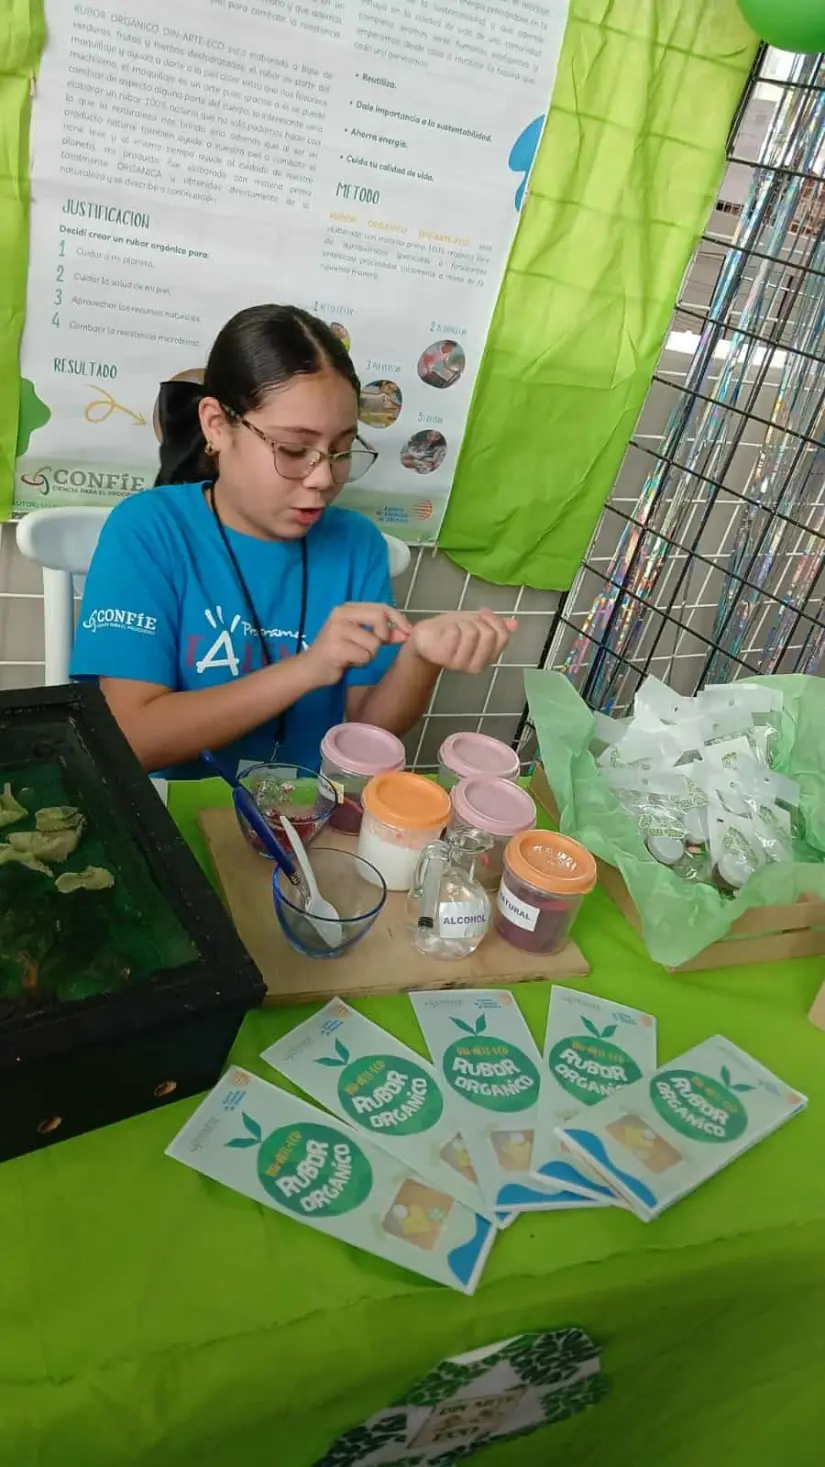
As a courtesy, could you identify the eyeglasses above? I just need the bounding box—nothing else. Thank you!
[226,408,379,484]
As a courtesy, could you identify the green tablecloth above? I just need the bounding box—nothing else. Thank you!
[3,779,824,1467]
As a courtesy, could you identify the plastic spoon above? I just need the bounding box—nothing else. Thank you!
[200,749,303,892]
[281,815,344,949]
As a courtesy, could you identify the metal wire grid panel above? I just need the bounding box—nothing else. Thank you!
[530,46,825,727]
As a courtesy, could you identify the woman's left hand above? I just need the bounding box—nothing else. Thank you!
[409,609,516,674]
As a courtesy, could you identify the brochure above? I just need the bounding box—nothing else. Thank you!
[261,999,493,1220]
[532,986,657,1204]
[411,989,603,1214]
[166,1067,496,1293]
[557,1035,807,1220]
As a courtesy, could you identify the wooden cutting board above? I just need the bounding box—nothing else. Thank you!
[199,808,590,1006]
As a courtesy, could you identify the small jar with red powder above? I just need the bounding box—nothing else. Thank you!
[494,831,597,955]
[320,723,406,834]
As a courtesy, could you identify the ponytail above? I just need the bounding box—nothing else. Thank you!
[154,304,361,487]
[155,379,212,486]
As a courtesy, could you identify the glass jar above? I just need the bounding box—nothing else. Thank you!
[406,831,492,960]
[438,732,520,791]
[448,777,537,891]
[320,723,406,834]
[494,830,597,955]
[358,773,452,890]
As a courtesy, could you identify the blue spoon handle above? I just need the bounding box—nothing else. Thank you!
[201,749,298,880]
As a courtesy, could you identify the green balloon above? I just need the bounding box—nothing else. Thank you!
[736,0,825,52]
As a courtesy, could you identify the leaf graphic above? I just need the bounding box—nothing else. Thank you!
[225,1136,259,1149]
[315,1056,346,1067]
[601,1024,617,1038]
[731,1083,755,1093]
[720,1066,732,1088]
[451,1018,475,1034]
[474,1015,487,1034]
[242,1112,262,1140]
[582,1018,598,1037]
[335,1039,350,1063]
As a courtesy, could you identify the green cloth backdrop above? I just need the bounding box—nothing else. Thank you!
[0,0,42,514]
[440,0,758,589]
[1,778,824,1466]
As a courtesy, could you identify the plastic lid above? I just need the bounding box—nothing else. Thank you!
[504,830,597,896]
[452,777,536,839]
[362,772,452,831]
[439,732,520,781]
[646,835,684,866]
[320,722,406,778]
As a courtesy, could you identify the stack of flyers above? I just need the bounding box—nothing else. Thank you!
[166,1067,496,1294]
[556,1035,807,1221]
[411,989,605,1215]
[261,998,495,1221]
[532,987,657,1205]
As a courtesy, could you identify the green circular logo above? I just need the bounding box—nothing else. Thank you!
[443,1036,540,1112]
[338,1054,444,1136]
[650,1069,748,1144]
[549,1035,642,1106]
[257,1123,373,1216]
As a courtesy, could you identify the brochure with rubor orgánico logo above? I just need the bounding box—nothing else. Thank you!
[556,1035,807,1221]
[166,1067,496,1294]
[261,998,495,1221]
[411,989,607,1216]
[532,986,657,1205]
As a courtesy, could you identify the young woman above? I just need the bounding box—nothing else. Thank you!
[72,305,516,778]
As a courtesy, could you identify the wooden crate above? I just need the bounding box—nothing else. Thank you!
[530,765,825,973]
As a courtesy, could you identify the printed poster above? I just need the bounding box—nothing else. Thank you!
[14,0,569,538]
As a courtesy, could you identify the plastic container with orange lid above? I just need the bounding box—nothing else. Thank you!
[357,773,452,891]
[494,830,597,954]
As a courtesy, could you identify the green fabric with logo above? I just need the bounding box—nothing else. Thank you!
[1,777,823,1467]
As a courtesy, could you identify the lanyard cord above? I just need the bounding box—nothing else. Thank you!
[207,481,309,748]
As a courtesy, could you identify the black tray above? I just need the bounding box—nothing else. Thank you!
[0,683,264,1160]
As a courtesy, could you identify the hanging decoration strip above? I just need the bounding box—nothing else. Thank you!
[562,50,825,709]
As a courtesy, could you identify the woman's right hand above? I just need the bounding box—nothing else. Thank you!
[303,603,411,687]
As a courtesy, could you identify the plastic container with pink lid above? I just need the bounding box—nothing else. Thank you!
[320,723,406,833]
[438,732,520,791]
[447,776,536,891]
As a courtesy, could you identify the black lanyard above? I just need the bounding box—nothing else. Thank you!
[207,481,309,751]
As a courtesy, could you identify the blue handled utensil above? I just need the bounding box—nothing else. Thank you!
[201,749,302,887]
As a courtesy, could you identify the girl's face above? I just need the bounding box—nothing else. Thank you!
[199,369,359,540]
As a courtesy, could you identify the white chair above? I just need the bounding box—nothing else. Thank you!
[16,505,412,685]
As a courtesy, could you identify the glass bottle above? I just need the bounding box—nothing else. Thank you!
[405,830,492,960]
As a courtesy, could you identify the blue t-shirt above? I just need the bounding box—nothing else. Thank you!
[71,484,399,778]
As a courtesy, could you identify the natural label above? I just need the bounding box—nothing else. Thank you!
[335,1049,445,1136]
[549,1021,643,1106]
[443,1015,540,1113]
[650,1067,751,1143]
[256,1121,374,1215]
[497,882,539,932]
[438,899,487,938]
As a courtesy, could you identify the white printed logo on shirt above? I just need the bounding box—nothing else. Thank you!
[81,608,157,634]
[196,607,243,677]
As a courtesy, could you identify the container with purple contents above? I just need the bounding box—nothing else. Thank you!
[447,777,537,891]
[320,723,406,834]
[495,830,597,955]
[438,731,520,791]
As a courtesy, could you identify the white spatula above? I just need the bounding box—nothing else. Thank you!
[281,816,344,949]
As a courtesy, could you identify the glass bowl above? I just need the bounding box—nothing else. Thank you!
[272,848,387,959]
[234,763,336,858]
